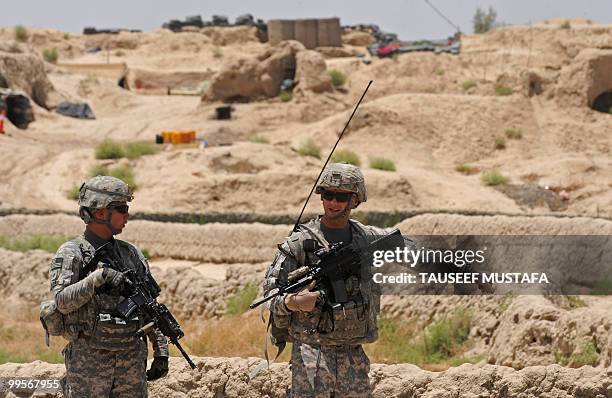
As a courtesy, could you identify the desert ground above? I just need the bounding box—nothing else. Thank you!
[0,17,611,397]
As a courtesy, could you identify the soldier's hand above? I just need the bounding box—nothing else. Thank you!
[102,267,125,288]
[284,281,320,312]
[147,356,169,381]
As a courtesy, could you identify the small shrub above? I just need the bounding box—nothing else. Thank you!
[369,157,396,171]
[63,33,70,40]
[560,20,571,30]
[0,234,71,253]
[66,185,81,200]
[42,48,59,63]
[567,296,586,309]
[225,284,258,316]
[95,139,125,159]
[455,163,478,175]
[569,339,599,367]
[279,90,292,102]
[505,128,523,139]
[332,149,361,166]
[114,50,126,57]
[435,68,445,76]
[212,47,223,58]
[329,69,347,87]
[494,137,506,150]
[462,80,477,91]
[298,139,321,158]
[141,249,150,259]
[423,309,472,360]
[124,141,159,160]
[14,25,28,42]
[249,135,269,144]
[481,170,509,186]
[495,85,513,96]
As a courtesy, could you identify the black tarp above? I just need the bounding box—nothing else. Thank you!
[56,101,96,119]
[4,94,34,129]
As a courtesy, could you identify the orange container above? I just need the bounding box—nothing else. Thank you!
[171,132,182,144]
[161,131,173,143]
[187,130,196,143]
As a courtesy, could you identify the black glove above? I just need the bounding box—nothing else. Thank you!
[102,267,125,288]
[147,356,169,381]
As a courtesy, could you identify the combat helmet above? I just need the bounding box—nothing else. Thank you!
[78,175,132,223]
[315,162,367,206]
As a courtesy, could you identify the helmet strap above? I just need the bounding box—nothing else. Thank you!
[91,208,122,235]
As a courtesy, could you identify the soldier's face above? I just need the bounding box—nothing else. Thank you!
[94,203,129,234]
[321,189,354,220]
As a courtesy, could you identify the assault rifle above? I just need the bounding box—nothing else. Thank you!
[116,269,197,369]
[250,228,404,310]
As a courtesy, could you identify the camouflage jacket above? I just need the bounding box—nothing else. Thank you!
[263,218,392,346]
[50,231,168,356]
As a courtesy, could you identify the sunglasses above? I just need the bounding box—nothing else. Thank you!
[321,190,352,202]
[109,204,129,214]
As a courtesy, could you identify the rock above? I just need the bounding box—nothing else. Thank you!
[1,359,611,397]
[294,50,332,94]
[315,46,356,58]
[0,45,62,109]
[203,40,333,102]
[342,31,375,46]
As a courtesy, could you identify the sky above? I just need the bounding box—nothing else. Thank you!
[1,0,611,40]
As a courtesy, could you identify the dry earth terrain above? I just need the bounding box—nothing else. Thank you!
[0,18,611,397]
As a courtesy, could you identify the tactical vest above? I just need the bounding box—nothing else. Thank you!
[59,236,149,351]
[279,219,382,346]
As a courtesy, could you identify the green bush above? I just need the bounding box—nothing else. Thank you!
[495,85,513,96]
[90,165,137,190]
[494,137,506,150]
[124,141,159,160]
[66,185,81,200]
[369,157,396,171]
[473,6,497,34]
[14,25,28,42]
[560,20,571,30]
[42,48,59,63]
[505,128,523,139]
[279,90,292,102]
[298,139,321,158]
[423,309,472,361]
[141,249,150,259]
[569,339,599,367]
[455,163,478,175]
[95,139,125,159]
[225,284,259,316]
[462,80,477,91]
[0,234,71,253]
[332,149,361,166]
[249,135,269,144]
[329,69,347,87]
[435,68,445,76]
[481,170,509,186]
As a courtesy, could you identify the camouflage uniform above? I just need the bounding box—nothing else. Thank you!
[49,176,168,398]
[263,163,394,398]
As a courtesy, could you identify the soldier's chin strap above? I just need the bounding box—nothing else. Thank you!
[91,208,122,235]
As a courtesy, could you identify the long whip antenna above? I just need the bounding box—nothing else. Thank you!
[292,80,373,233]
[424,0,461,33]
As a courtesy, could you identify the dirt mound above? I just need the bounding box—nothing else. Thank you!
[200,26,260,45]
[0,45,62,109]
[489,296,612,369]
[202,40,332,102]
[1,359,611,397]
[397,214,612,235]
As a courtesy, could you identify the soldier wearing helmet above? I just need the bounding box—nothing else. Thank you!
[48,176,169,397]
[263,163,390,397]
